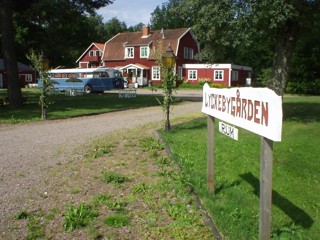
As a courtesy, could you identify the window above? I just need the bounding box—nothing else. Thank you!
[96,50,100,56]
[125,47,134,58]
[89,50,94,56]
[152,66,161,80]
[231,70,239,81]
[189,48,194,59]
[26,74,33,82]
[214,70,224,81]
[188,70,197,80]
[184,47,189,59]
[140,46,149,58]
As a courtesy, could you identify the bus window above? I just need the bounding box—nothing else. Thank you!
[99,72,109,78]
[114,71,123,77]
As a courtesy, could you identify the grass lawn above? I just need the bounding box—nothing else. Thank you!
[160,95,320,239]
[0,88,163,124]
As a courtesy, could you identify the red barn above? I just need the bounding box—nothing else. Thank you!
[76,42,104,68]
[183,63,252,87]
[0,59,36,88]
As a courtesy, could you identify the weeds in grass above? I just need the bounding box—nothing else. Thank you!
[104,214,130,227]
[101,171,129,184]
[140,137,164,152]
[13,211,29,220]
[132,182,150,194]
[26,215,45,240]
[92,194,112,206]
[106,198,128,212]
[63,203,98,232]
[14,211,45,239]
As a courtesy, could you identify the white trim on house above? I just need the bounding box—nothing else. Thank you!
[188,70,197,80]
[125,47,134,58]
[214,70,224,81]
[76,42,104,63]
[79,61,89,68]
[152,66,161,80]
[140,46,149,58]
[176,28,200,56]
[183,63,252,71]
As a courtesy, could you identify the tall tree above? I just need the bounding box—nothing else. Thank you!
[0,0,114,108]
[0,0,23,108]
[150,0,193,30]
[104,17,127,40]
[184,0,319,96]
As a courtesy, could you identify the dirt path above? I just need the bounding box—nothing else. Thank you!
[0,94,203,233]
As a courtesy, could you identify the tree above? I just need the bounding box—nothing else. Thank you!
[150,0,193,30]
[26,50,51,119]
[0,0,23,108]
[104,17,127,40]
[183,0,319,96]
[0,0,114,108]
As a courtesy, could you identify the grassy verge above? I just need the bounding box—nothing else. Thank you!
[160,95,320,239]
[7,125,213,239]
[0,88,163,124]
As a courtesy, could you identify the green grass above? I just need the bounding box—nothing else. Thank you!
[0,88,163,124]
[160,95,320,239]
[63,203,99,232]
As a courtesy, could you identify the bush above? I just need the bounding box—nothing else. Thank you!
[286,79,320,95]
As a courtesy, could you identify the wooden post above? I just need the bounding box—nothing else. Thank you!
[259,137,273,240]
[207,115,215,193]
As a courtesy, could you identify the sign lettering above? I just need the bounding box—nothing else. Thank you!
[219,122,238,140]
[202,83,282,141]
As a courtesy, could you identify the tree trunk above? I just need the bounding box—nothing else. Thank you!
[0,0,23,108]
[268,22,298,96]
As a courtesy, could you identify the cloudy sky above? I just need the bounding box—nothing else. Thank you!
[97,0,167,27]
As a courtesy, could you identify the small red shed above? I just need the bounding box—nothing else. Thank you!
[0,59,36,88]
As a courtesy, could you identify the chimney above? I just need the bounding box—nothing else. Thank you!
[142,26,150,38]
[161,28,165,39]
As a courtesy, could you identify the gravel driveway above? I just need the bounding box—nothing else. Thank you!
[0,89,203,233]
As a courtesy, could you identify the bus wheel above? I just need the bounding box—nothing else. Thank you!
[84,85,93,94]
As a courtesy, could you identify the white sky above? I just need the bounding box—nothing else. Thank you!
[96,0,167,27]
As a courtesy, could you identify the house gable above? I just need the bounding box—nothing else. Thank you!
[76,42,104,68]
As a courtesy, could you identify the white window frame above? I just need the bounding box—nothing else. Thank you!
[231,70,239,81]
[189,48,194,59]
[96,50,100,56]
[125,47,134,58]
[26,74,33,82]
[140,46,149,58]
[214,70,224,81]
[152,66,161,80]
[188,70,197,80]
[184,47,189,59]
[89,50,94,56]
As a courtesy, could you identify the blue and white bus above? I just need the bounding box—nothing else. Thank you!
[40,67,126,93]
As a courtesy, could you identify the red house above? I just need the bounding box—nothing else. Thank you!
[183,63,252,87]
[102,26,199,86]
[76,42,104,68]
[76,26,252,87]
[0,59,36,88]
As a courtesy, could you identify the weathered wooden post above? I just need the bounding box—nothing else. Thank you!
[259,137,274,240]
[207,115,215,193]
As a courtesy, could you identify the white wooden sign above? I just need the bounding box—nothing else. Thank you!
[202,83,282,141]
[219,121,238,141]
